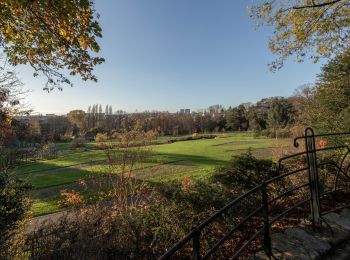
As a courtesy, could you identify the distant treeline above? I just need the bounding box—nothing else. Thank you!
[8,94,304,146]
[6,51,350,146]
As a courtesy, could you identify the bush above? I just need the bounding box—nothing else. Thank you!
[60,135,72,143]
[168,134,216,143]
[110,130,119,139]
[276,128,291,138]
[71,137,86,148]
[212,151,277,193]
[253,129,275,138]
[95,133,108,142]
[0,165,31,258]
[25,170,284,259]
[253,128,291,139]
[24,178,232,259]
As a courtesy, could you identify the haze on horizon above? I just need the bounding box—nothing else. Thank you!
[17,0,324,115]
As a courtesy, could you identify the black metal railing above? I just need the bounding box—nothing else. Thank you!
[160,127,350,259]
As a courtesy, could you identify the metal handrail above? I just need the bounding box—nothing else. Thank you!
[160,173,309,259]
[160,128,350,259]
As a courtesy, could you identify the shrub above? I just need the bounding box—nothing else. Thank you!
[24,178,231,259]
[95,133,108,143]
[212,151,277,193]
[110,130,119,139]
[276,128,291,138]
[58,190,84,208]
[60,135,72,143]
[253,129,275,138]
[0,163,31,258]
[253,128,291,139]
[71,137,86,148]
[168,134,216,143]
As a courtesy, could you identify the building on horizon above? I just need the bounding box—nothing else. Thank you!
[179,109,190,114]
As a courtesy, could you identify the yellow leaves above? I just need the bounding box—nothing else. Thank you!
[251,0,350,70]
[5,26,11,35]
[317,45,328,55]
[5,116,12,125]
[0,0,104,89]
[59,28,66,37]
[78,36,89,50]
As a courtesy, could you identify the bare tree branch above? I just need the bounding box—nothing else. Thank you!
[293,0,342,10]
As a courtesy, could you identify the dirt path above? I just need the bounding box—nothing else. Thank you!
[27,211,68,233]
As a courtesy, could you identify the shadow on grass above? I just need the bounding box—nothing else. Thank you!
[153,152,229,167]
[14,149,107,175]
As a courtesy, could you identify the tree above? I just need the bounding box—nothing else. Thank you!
[289,84,316,126]
[250,0,350,70]
[67,110,86,133]
[226,105,248,131]
[105,105,109,116]
[0,0,104,90]
[246,105,266,131]
[307,51,350,132]
[0,61,30,146]
[267,98,292,131]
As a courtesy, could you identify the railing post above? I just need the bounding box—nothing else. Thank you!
[192,226,201,260]
[261,183,272,258]
[305,128,322,228]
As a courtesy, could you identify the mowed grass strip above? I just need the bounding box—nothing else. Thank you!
[15,149,107,175]
[24,169,93,189]
[31,199,62,217]
[152,135,282,167]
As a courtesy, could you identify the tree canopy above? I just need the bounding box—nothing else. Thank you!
[0,61,29,145]
[306,51,350,132]
[67,109,86,133]
[0,0,104,91]
[250,0,350,70]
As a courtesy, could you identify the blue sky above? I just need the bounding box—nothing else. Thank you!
[19,0,323,114]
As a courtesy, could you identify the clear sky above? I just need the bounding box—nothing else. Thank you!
[18,0,323,114]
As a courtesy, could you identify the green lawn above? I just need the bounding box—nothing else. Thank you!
[15,149,107,175]
[17,133,292,216]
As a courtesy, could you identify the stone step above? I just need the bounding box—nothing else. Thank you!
[322,239,350,260]
[284,228,331,256]
[252,209,350,259]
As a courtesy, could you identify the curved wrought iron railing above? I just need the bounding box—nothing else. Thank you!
[160,128,350,259]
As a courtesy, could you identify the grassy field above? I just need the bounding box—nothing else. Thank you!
[15,133,292,216]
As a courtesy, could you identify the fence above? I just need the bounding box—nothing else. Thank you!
[19,231,58,260]
[1,145,59,168]
[160,127,350,259]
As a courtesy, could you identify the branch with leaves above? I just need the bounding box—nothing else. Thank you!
[0,0,104,91]
[0,57,31,145]
[249,0,350,70]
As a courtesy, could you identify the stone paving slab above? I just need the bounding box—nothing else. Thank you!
[252,209,350,259]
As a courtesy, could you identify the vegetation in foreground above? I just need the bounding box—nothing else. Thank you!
[18,150,283,259]
[18,145,349,259]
